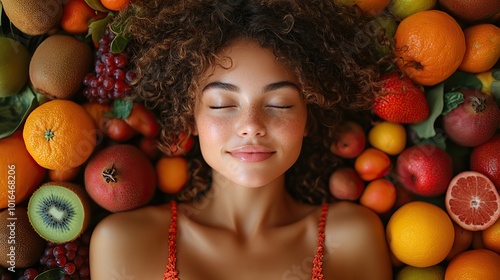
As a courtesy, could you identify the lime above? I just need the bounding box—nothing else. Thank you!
[389,0,437,19]
[396,264,445,280]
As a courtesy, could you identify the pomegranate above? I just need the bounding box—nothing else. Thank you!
[442,88,500,147]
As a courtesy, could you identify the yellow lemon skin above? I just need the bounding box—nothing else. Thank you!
[368,121,407,156]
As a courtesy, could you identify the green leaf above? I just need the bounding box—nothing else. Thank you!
[0,85,38,139]
[408,83,445,139]
[84,0,109,12]
[34,268,65,280]
[442,91,464,115]
[492,69,500,80]
[107,99,133,119]
[88,13,112,45]
[110,34,129,54]
[443,71,482,93]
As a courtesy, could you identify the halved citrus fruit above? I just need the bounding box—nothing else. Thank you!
[445,171,500,231]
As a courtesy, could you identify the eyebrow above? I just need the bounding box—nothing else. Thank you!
[201,81,300,93]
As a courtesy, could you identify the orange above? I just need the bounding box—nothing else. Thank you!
[156,156,189,194]
[386,201,455,267]
[0,131,46,209]
[354,148,392,181]
[393,10,466,86]
[459,23,500,73]
[100,0,130,11]
[48,165,82,182]
[23,100,97,171]
[446,222,473,261]
[482,218,500,253]
[61,0,106,35]
[359,178,397,214]
[368,121,407,156]
[445,249,500,280]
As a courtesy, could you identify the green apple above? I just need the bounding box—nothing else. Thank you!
[0,37,31,97]
[389,0,437,19]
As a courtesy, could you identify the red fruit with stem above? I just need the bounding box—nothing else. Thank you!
[373,72,430,124]
[442,88,500,147]
[396,144,453,197]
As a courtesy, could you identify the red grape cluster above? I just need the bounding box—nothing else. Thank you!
[83,27,136,104]
[0,231,92,280]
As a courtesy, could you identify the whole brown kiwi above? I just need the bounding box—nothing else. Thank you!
[1,0,63,35]
[438,0,500,23]
[0,207,46,268]
[29,34,92,100]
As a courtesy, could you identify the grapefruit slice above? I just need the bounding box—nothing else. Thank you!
[445,171,500,231]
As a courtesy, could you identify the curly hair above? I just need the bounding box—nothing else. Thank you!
[115,0,394,204]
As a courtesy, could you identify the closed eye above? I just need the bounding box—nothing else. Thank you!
[209,106,235,109]
[268,105,293,109]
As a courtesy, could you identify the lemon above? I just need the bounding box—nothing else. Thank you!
[0,37,31,97]
[396,264,445,280]
[368,121,406,155]
[386,201,455,268]
[389,0,437,19]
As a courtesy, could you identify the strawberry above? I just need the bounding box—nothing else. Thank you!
[373,73,430,124]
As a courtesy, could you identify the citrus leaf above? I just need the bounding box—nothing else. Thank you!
[408,83,444,139]
[110,34,128,54]
[84,0,109,12]
[108,99,133,119]
[443,71,482,93]
[442,91,464,115]
[88,13,112,45]
[492,69,500,80]
[34,268,65,280]
[0,85,38,139]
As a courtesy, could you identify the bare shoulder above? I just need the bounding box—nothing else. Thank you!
[89,204,172,280]
[323,201,393,280]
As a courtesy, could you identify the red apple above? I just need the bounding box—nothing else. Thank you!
[395,144,453,197]
[329,167,365,201]
[330,121,366,158]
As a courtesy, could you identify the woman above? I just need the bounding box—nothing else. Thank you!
[90,0,394,279]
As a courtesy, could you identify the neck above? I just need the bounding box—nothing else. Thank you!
[183,171,300,237]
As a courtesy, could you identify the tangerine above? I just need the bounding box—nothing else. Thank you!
[445,171,500,231]
[23,100,98,171]
[61,0,106,35]
[446,222,473,261]
[0,131,46,209]
[156,156,189,194]
[354,148,392,181]
[459,23,500,73]
[482,218,500,253]
[100,0,130,11]
[386,201,455,267]
[445,249,500,280]
[359,178,397,214]
[393,10,466,86]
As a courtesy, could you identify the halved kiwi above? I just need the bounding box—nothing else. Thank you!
[27,182,91,244]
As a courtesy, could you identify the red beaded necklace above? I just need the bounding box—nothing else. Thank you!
[163,201,329,280]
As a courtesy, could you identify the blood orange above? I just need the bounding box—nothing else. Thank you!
[445,171,500,231]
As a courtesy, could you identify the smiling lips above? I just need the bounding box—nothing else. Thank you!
[228,146,275,162]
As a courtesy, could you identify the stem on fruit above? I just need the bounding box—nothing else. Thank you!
[102,165,118,183]
[44,129,55,141]
[470,96,486,112]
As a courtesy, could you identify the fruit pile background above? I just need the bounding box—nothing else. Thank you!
[1,0,499,279]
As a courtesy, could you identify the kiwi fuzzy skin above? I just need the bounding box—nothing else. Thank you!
[0,207,46,268]
[27,181,92,244]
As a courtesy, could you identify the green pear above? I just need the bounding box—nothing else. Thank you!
[389,0,437,20]
[0,37,31,97]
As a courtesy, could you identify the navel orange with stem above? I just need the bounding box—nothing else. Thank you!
[393,10,466,86]
[458,23,500,74]
[23,100,97,171]
[0,131,46,208]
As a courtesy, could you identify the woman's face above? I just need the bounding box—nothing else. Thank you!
[194,39,308,188]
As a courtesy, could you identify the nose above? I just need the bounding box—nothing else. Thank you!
[237,106,266,137]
